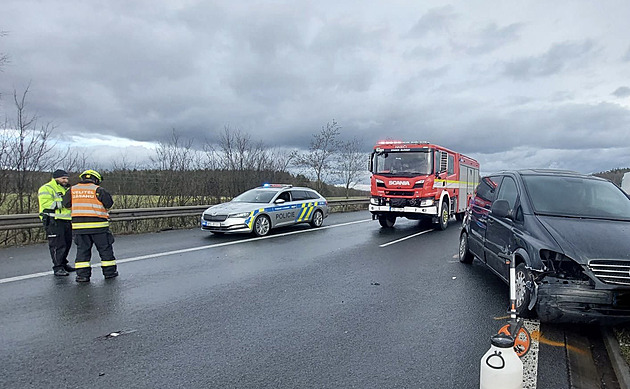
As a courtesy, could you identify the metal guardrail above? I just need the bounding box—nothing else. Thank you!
[0,199,369,231]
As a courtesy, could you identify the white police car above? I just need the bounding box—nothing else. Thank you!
[201,184,329,236]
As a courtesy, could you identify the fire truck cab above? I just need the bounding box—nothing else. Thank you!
[368,141,480,230]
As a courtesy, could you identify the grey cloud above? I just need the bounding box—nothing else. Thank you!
[503,40,596,79]
[623,46,630,62]
[3,0,630,179]
[477,146,630,176]
[407,6,457,38]
[612,86,630,98]
[404,45,444,59]
[394,66,450,97]
[463,23,523,55]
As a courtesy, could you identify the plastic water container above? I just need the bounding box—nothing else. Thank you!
[480,333,523,389]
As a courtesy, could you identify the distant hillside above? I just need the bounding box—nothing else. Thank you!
[593,167,630,186]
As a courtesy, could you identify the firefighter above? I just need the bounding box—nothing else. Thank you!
[38,169,75,276]
[62,170,118,282]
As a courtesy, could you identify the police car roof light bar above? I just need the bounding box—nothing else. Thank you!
[261,183,293,188]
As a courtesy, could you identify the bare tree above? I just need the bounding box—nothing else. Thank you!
[218,126,272,195]
[219,125,267,171]
[201,141,220,170]
[0,120,11,209]
[0,31,7,69]
[268,147,297,173]
[3,86,64,214]
[295,120,341,193]
[150,129,196,206]
[335,137,366,198]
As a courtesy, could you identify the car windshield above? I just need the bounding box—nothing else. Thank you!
[232,189,276,203]
[372,150,432,176]
[522,175,630,219]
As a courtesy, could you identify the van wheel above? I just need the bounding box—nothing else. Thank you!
[515,263,535,317]
[310,210,324,228]
[458,233,474,264]
[378,215,395,228]
[437,201,449,230]
[253,215,271,237]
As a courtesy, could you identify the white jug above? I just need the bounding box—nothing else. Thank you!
[480,333,523,389]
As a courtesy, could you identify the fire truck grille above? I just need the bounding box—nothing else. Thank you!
[385,190,414,197]
[589,260,630,285]
[203,214,228,222]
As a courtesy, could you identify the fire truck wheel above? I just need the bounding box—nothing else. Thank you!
[253,215,271,237]
[310,210,324,228]
[458,233,474,264]
[378,215,395,228]
[437,201,449,230]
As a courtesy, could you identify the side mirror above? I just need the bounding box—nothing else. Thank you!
[491,199,512,219]
[275,198,286,204]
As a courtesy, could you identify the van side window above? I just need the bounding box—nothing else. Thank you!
[476,176,500,203]
[496,177,518,210]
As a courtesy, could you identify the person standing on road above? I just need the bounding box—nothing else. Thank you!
[62,170,118,282]
[38,169,75,276]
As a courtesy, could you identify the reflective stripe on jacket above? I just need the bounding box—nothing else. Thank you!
[70,183,109,230]
[38,179,71,220]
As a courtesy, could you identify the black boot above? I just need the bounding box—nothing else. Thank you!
[54,269,69,276]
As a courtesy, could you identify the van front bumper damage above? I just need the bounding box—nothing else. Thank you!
[535,280,630,324]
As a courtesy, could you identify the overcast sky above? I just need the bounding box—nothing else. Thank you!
[2,0,630,176]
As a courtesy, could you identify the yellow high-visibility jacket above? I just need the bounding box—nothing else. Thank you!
[38,179,71,221]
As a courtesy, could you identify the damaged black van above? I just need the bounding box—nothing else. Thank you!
[459,169,630,323]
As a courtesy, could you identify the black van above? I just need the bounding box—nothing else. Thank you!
[459,169,630,323]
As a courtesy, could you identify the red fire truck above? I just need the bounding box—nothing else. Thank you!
[368,141,480,230]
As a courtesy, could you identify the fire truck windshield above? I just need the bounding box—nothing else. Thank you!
[372,150,432,176]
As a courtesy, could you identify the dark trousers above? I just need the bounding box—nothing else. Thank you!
[74,231,117,278]
[46,219,72,271]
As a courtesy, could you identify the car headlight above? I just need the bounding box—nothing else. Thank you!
[420,199,434,207]
[370,197,380,205]
[229,212,250,218]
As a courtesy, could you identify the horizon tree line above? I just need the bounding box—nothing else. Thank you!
[0,87,369,218]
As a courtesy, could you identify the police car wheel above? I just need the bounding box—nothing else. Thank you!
[253,215,271,237]
[310,210,324,228]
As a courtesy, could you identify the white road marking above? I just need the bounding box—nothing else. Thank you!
[379,229,433,247]
[522,319,540,389]
[0,219,371,285]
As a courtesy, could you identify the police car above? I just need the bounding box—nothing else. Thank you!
[201,184,329,236]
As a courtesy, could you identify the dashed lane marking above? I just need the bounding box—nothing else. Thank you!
[0,219,371,285]
[379,229,434,247]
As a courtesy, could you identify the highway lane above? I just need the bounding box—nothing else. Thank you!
[0,211,603,388]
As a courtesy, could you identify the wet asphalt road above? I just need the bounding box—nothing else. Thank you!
[0,211,579,388]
